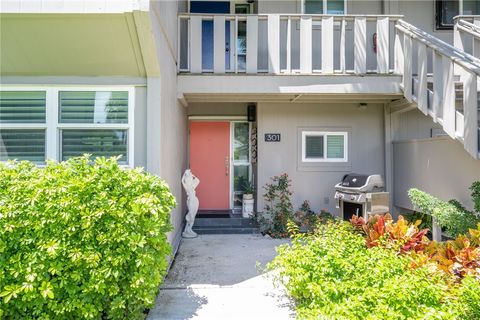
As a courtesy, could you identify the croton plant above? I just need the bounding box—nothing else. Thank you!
[350,213,480,280]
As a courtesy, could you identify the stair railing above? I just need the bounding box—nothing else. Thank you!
[395,19,480,159]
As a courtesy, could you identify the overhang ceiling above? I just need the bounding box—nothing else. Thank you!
[0,13,148,77]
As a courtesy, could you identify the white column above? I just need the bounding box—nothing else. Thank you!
[376,17,389,74]
[354,17,367,74]
[268,14,280,74]
[403,35,412,102]
[300,16,313,74]
[322,16,334,74]
[432,52,443,122]
[442,56,456,138]
[417,42,428,114]
[463,70,479,159]
[213,16,226,74]
[246,16,258,74]
[190,16,202,73]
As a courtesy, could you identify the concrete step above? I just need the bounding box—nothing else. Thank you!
[193,226,261,235]
[193,217,257,228]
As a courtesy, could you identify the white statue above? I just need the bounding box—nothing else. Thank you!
[182,169,200,238]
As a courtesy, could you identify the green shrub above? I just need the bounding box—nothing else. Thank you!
[408,188,479,237]
[255,173,294,237]
[0,156,175,319]
[268,221,460,319]
[470,181,480,213]
[455,275,480,319]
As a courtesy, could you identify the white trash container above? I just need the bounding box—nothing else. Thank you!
[242,194,254,218]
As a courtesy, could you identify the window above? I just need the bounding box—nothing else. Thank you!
[303,0,346,14]
[0,87,134,165]
[435,0,479,30]
[301,131,347,162]
[0,91,47,162]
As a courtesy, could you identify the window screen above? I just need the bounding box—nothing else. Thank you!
[305,135,324,158]
[327,135,345,159]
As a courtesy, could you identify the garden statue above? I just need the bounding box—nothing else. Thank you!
[181,169,200,238]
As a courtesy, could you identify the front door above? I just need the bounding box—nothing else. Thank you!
[190,1,231,71]
[189,122,231,210]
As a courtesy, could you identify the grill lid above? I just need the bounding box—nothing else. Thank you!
[340,174,369,188]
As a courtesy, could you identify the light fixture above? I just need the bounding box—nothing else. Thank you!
[247,103,256,122]
[358,103,368,111]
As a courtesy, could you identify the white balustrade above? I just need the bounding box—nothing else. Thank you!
[178,14,402,75]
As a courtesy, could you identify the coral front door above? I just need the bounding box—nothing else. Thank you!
[189,121,230,210]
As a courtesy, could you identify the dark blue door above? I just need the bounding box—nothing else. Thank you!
[190,1,230,71]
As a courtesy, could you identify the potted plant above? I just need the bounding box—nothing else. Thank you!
[242,181,255,218]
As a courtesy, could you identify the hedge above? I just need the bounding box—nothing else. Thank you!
[0,156,175,319]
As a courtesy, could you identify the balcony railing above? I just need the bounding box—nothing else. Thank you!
[178,14,403,75]
[454,16,480,59]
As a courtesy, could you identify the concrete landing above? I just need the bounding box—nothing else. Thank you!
[147,234,294,320]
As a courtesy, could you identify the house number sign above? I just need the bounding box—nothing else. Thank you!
[264,133,281,142]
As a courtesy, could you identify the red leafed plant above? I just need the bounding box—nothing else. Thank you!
[352,215,480,280]
[424,232,480,279]
[350,213,430,252]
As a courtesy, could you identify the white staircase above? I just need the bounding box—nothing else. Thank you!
[395,18,480,159]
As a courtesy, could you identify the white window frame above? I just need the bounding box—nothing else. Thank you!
[0,86,135,167]
[301,0,347,14]
[301,131,348,162]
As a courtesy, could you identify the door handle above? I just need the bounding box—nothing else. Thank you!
[225,156,229,176]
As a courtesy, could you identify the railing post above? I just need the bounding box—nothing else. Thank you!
[286,16,292,74]
[394,25,404,74]
[354,16,367,74]
[432,52,443,122]
[376,17,389,74]
[322,16,334,74]
[340,17,346,73]
[246,16,258,74]
[442,56,456,138]
[268,14,280,74]
[417,41,428,114]
[300,16,313,74]
[463,70,479,159]
[190,16,202,73]
[213,16,226,74]
[403,35,413,102]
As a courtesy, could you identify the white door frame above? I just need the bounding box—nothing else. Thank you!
[230,121,252,210]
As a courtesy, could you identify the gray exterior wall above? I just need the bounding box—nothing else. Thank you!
[150,1,188,248]
[187,103,248,116]
[257,102,385,216]
[393,137,480,212]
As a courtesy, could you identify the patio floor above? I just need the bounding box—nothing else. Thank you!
[147,234,295,320]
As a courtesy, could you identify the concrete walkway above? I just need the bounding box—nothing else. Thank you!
[147,234,295,320]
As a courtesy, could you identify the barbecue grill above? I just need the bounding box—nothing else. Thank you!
[334,174,389,221]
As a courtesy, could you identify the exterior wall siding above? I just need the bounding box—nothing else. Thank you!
[393,137,480,211]
[151,1,188,248]
[257,102,385,216]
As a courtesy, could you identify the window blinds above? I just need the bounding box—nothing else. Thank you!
[0,91,46,123]
[305,135,324,158]
[59,91,128,124]
[61,129,128,163]
[326,135,344,159]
